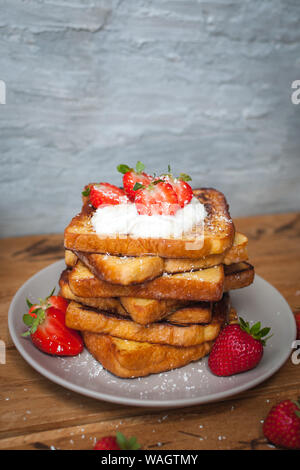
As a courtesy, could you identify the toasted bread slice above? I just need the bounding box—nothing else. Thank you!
[83,332,214,378]
[67,261,225,301]
[59,270,211,324]
[65,295,229,347]
[164,232,248,272]
[59,270,128,316]
[75,251,164,285]
[64,188,234,259]
[224,262,255,291]
[65,232,248,284]
[119,297,190,324]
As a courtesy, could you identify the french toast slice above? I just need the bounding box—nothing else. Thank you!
[164,232,248,272]
[64,232,248,285]
[59,271,211,324]
[64,188,234,259]
[224,262,255,291]
[65,295,229,347]
[75,251,164,285]
[59,270,128,316]
[66,261,225,301]
[119,297,191,324]
[82,333,214,378]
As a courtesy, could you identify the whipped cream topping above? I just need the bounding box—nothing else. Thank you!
[91,197,206,239]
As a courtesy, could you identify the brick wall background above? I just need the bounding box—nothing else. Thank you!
[1,0,300,237]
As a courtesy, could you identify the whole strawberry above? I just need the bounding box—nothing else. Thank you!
[94,432,140,450]
[263,399,300,449]
[208,318,271,376]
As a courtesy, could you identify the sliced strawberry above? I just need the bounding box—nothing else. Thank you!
[30,307,83,356]
[161,174,193,208]
[117,161,152,201]
[135,181,179,216]
[90,183,129,208]
[48,295,69,314]
[22,290,83,356]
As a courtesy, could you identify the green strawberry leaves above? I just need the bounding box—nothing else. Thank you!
[292,400,300,418]
[82,186,91,197]
[22,288,56,337]
[116,432,141,450]
[117,161,145,175]
[239,317,272,346]
[179,173,192,182]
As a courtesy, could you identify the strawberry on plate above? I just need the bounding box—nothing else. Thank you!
[134,180,180,216]
[83,183,129,208]
[94,432,140,450]
[22,290,83,356]
[117,161,153,201]
[208,318,271,376]
[263,399,300,449]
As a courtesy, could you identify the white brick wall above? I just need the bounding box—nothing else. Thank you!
[0,0,300,236]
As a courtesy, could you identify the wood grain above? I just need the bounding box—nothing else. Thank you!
[0,213,300,450]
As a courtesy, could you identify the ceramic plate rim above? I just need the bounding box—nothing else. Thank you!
[8,260,297,408]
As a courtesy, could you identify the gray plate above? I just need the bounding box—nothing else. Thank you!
[8,260,296,408]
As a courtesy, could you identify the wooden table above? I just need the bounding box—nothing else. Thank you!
[0,213,300,450]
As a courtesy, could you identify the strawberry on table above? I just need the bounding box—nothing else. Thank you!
[134,180,180,216]
[84,183,129,208]
[94,432,140,450]
[22,290,83,356]
[117,161,153,201]
[263,399,300,449]
[208,318,271,376]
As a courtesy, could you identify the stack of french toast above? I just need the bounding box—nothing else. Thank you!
[60,170,254,378]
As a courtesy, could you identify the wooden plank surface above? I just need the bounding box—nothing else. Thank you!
[0,213,300,450]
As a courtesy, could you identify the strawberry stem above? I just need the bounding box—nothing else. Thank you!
[239,317,272,346]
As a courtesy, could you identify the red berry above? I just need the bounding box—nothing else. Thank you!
[94,436,120,450]
[48,295,69,314]
[22,291,83,356]
[94,432,140,450]
[263,400,300,449]
[162,175,193,208]
[208,319,271,376]
[135,181,179,216]
[123,171,153,201]
[90,183,129,208]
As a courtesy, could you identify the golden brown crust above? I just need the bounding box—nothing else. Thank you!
[65,296,227,347]
[64,232,248,284]
[59,270,128,316]
[82,332,213,378]
[224,262,255,291]
[64,188,235,259]
[66,261,225,301]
